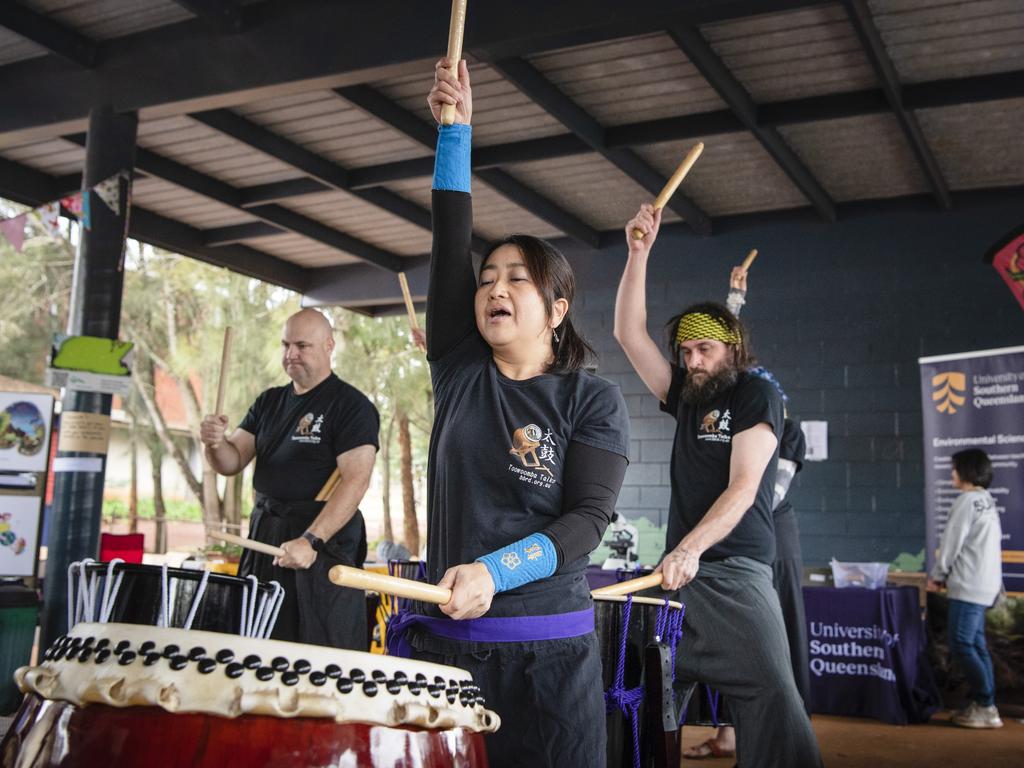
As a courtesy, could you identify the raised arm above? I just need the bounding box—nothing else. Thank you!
[726,265,748,316]
[614,204,673,402]
[426,58,478,361]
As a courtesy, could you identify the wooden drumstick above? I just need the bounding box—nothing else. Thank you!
[440,0,469,126]
[330,564,453,605]
[397,272,419,331]
[741,248,758,272]
[214,327,233,414]
[315,468,341,502]
[631,142,705,240]
[591,571,664,597]
[207,529,284,558]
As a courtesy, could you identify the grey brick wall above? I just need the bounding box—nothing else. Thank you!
[564,192,1024,566]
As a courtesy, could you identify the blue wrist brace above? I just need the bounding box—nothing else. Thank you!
[433,123,472,193]
[477,532,558,594]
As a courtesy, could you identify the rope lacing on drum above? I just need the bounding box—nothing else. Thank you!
[239,575,282,639]
[182,568,211,630]
[604,596,686,768]
[67,559,127,627]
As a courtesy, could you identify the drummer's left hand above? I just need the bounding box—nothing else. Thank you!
[438,563,495,620]
[274,537,317,569]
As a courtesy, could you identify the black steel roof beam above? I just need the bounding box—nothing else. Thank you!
[842,0,951,210]
[337,84,601,248]
[489,56,711,236]
[0,154,308,290]
[667,24,836,223]
[228,68,1024,204]
[62,133,404,272]
[189,108,459,246]
[1,2,97,68]
[202,221,284,246]
[170,0,245,33]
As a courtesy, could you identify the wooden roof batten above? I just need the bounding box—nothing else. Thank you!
[1,1,98,68]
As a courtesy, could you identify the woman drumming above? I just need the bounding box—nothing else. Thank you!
[397,59,630,766]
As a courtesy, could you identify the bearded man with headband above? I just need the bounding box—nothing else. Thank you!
[613,204,822,768]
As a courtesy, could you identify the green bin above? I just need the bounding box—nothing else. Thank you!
[0,581,39,715]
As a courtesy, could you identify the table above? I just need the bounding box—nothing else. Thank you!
[803,585,941,724]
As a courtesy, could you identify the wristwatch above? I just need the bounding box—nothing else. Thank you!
[302,531,325,552]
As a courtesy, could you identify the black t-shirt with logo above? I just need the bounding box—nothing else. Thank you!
[238,373,380,501]
[424,189,630,620]
[660,367,784,564]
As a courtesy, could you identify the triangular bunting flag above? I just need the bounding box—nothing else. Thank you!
[0,214,27,252]
[94,173,121,214]
[38,201,61,237]
[60,192,84,218]
[81,189,92,230]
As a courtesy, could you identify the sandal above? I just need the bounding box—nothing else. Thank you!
[683,738,736,760]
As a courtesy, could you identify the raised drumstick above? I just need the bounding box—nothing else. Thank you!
[440,0,469,126]
[741,248,758,272]
[208,529,283,558]
[330,564,452,605]
[398,272,419,331]
[631,142,705,240]
[591,571,664,597]
[214,327,233,414]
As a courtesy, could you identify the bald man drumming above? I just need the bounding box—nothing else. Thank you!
[200,308,379,648]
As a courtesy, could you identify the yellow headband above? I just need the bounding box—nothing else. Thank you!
[676,312,741,346]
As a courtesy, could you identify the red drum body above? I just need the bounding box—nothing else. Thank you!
[2,694,488,768]
[2,623,498,768]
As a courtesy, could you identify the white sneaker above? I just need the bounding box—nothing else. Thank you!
[952,703,1003,729]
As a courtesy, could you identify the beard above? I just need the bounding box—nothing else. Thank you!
[680,361,740,406]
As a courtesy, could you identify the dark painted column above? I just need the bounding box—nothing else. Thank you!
[41,106,137,647]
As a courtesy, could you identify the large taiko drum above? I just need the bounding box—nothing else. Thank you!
[66,559,284,638]
[595,595,685,768]
[1,623,499,767]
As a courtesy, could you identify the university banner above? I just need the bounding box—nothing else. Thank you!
[919,345,1024,595]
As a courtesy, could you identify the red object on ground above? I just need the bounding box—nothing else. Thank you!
[99,532,144,563]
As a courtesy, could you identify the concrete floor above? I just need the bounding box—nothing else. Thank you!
[681,712,1024,767]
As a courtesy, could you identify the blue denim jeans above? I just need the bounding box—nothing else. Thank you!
[947,599,995,707]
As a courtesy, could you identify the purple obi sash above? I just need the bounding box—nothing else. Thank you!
[386,608,595,658]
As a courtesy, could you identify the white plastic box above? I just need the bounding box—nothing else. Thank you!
[829,559,889,589]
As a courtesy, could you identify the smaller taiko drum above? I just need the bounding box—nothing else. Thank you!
[1,623,499,767]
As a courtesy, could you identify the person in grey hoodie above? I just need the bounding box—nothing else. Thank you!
[927,448,1004,729]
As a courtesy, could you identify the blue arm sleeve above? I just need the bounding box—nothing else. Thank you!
[476,532,558,594]
[433,123,472,193]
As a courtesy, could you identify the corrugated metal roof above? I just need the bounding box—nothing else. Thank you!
[131,176,254,229]
[917,97,1024,191]
[528,33,726,126]
[22,0,192,42]
[701,5,878,102]
[870,0,1024,82]
[780,113,928,202]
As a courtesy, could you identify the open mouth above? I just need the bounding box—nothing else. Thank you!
[488,307,512,320]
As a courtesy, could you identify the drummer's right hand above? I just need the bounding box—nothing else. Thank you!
[200,414,228,449]
[656,546,700,591]
[438,563,494,620]
[428,58,472,125]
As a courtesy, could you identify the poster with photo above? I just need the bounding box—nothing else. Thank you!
[0,392,54,473]
[0,494,43,577]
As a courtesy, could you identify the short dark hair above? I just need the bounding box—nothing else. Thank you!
[664,302,755,369]
[482,234,594,373]
[952,448,993,489]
